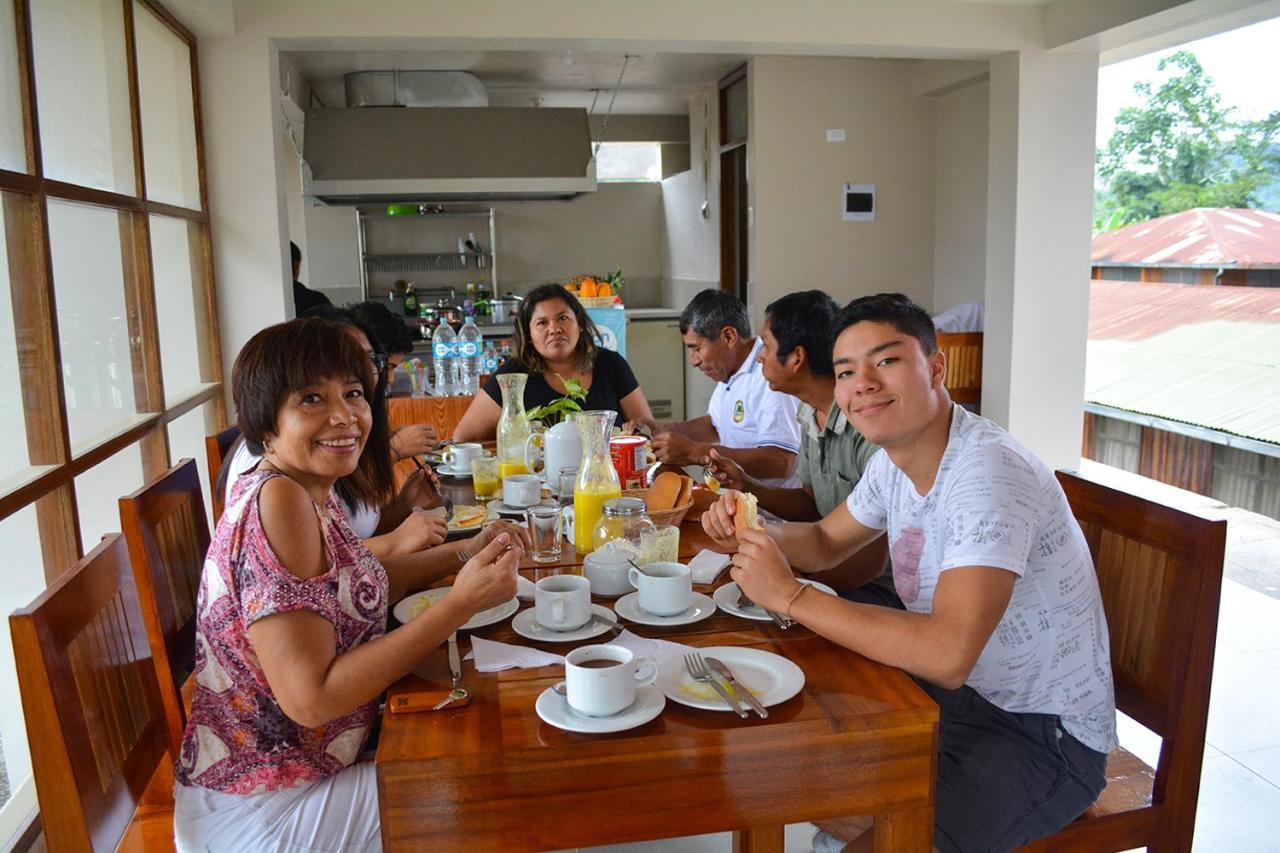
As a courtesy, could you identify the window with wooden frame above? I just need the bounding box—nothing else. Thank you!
[0,0,222,842]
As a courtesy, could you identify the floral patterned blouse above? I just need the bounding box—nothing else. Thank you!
[175,468,388,794]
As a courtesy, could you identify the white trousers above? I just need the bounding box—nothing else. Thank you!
[174,762,381,852]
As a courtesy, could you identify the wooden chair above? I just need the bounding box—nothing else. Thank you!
[1017,469,1226,852]
[204,424,240,523]
[119,458,211,757]
[936,331,982,407]
[10,534,175,852]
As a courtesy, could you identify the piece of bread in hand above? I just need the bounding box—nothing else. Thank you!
[646,471,684,512]
[734,491,763,533]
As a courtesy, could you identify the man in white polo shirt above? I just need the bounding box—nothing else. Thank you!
[629,289,801,486]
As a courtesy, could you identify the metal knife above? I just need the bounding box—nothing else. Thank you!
[447,631,462,689]
[706,657,769,719]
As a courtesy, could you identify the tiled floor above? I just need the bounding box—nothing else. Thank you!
[561,475,1280,853]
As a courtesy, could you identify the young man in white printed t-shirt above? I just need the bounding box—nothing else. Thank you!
[702,293,1116,853]
[628,289,801,487]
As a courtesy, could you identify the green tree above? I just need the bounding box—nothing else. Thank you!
[1095,50,1280,231]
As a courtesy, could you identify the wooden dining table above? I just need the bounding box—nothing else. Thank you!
[375,480,940,852]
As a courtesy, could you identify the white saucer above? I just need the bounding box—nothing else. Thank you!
[487,499,555,517]
[392,589,519,630]
[656,645,805,712]
[511,604,618,643]
[535,682,666,734]
[435,463,474,478]
[712,579,837,622]
[613,591,717,627]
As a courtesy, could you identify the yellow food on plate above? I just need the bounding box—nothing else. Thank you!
[408,593,437,619]
[448,505,487,529]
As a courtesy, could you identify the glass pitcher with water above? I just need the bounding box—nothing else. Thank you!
[496,373,531,480]
[572,410,621,553]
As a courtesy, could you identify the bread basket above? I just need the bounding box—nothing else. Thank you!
[623,489,692,528]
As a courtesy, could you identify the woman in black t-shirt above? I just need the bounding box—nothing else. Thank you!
[452,284,654,440]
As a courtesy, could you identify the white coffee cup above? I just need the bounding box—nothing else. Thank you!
[565,644,657,717]
[583,548,633,597]
[534,574,592,631]
[628,561,692,616]
[443,442,483,471]
[503,473,542,509]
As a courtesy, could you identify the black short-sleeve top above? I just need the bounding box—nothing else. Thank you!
[480,348,641,421]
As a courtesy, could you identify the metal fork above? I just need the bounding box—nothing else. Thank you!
[684,653,748,717]
[411,455,454,523]
[737,588,793,630]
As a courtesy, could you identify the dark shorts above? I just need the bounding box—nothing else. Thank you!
[915,678,1108,853]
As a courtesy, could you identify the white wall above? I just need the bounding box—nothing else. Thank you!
[933,79,989,312]
[750,56,938,323]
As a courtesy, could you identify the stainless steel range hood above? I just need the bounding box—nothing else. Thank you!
[303,106,596,204]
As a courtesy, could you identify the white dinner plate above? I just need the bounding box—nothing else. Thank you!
[656,645,805,712]
[613,592,717,627]
[535,683,666,734]
[712,579,837,622]
[511,604,618,643]
[392,588,519,631]
[435,463,474,479]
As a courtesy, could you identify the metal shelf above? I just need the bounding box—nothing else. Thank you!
[363,253,491,274]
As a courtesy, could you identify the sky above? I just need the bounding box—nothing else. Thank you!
[1096,15,1280,149]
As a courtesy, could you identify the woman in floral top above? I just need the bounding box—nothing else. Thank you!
[174,318,521,852]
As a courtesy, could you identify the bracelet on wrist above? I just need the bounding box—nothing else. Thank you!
[785,582,810,619]
[456,546,472,565]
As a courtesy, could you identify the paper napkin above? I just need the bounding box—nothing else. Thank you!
[466,636,565,672]
[687,549,732,584]
[611,629,692,667]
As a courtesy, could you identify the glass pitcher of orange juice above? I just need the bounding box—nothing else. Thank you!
[496,373,531,479]
[572,410,621,554]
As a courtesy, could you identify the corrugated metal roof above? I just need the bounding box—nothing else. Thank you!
[1089,279,1280,341]
[1091,208,1280,268]
[1086,282,1280,445]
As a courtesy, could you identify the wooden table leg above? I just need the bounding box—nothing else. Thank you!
[732,825,785,853]
[874,805,934,852]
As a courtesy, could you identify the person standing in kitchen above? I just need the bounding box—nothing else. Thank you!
[291,240,332,317]
[452,284,655,439]
[629,288,801,487]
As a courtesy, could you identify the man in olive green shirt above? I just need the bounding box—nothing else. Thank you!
[706,291,896,601]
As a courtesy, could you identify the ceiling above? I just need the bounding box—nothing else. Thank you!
[284,50,750,114]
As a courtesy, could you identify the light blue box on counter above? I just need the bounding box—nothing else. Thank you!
[587,307,626,358]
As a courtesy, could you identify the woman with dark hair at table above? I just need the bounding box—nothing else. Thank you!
[452,283,654,440]
[174,318,521,852]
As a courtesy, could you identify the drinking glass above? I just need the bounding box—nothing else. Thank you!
[556,466,579,507]
[471,455,500,501]
[525,505,564,564]
[639,525,680,565]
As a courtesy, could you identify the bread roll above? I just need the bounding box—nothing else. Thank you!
[734,491,762,532]
[676,475,693,507]
[646,471,683,512]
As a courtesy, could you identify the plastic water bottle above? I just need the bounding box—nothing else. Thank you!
[432,322,456,396]
[481,341,500,377]
[454,316,483,396]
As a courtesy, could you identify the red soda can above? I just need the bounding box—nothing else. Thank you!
[609,435,650,490]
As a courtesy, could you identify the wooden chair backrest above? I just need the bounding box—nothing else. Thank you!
[119,458,211,755]
[205,424,240,523]
[1055,469,1225,849]
[10,534,170,853]
[936,331,982,405]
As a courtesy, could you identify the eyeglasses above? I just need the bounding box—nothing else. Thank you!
[369,353,389,373]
